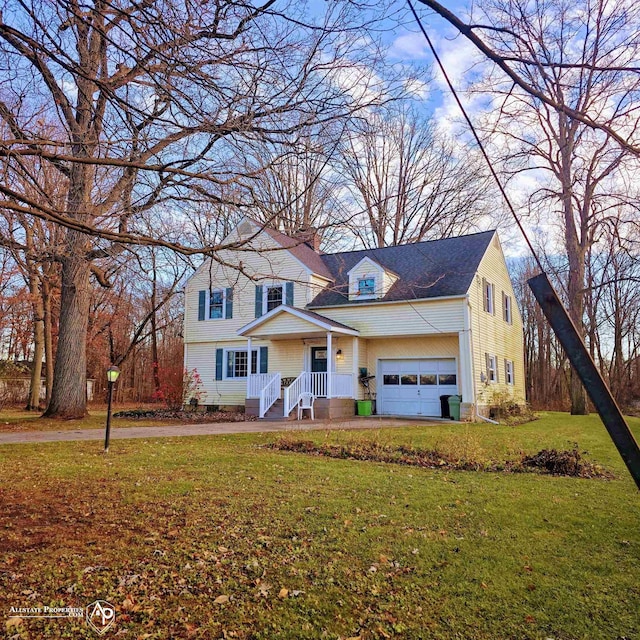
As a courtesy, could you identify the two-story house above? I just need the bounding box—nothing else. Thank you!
[183,218,525,420]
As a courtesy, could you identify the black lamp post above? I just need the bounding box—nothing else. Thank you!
[104,365,120,453]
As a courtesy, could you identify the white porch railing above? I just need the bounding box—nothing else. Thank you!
[284,372,308,417]
[331,373,353,398]
[247,373,275,399]
[282,372,354,417]
[258,372,281,418]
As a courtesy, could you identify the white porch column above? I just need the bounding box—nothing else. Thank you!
[352,336,359,399]
[246,336,252,398]
[326,331,332,399]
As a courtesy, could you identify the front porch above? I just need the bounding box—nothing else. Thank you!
[245,371,356,419]
[238,305,362,419]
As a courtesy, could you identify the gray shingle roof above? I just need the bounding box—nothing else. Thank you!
[309,231,496,307]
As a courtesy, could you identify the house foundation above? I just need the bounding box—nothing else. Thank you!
[245,397,354,420]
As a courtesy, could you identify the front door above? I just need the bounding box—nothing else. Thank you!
[310,347,328,397]
[311,347,328,373]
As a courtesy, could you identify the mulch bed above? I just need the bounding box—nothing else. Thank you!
[114,409,256,423]
[266,440,615,479]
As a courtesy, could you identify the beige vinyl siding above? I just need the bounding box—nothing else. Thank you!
[185,340,266,406]
[184,231,315,345]
[247,314,324,338]
[268,340,306,378]
[468,233,526,408]
[318,298,465,337]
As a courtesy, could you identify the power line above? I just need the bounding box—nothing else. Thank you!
[406,0,545,274]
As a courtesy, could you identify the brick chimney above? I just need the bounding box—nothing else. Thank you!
[294,224,322,252]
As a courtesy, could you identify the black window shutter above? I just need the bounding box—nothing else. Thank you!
[225,287,233,319]
[285,282,294,306]
[255,285,263,317]
[495,355,499,382]
[260,346,268,373]
[482,278,487,311]
[504,358,508,382]
[502,291,507,321]
[215,348,223,380]
[198,290,206,321]
[485,353,490,377]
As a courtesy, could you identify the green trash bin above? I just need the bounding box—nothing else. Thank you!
[447,395,461,421]
[357,400,373,416]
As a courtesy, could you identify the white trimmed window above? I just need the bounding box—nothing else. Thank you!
[225,349,259,379]
[209,289,225,319]
[358,277,376,297]
[486,354,498,383]
[484,280,495,314]
[503,293,513,324]
[265,284,283,312]
[505,359,515,385]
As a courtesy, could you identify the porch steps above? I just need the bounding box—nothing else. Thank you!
[259,398,296,421]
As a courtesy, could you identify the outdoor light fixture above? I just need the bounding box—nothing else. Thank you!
[336,349,343,361]
[104,365,121,453]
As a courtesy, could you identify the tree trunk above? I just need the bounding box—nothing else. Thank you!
[43,280,54,407]
[43,235,91,418]
[559,121,588,415]
[27,307,45,410]
[25,272,45,410]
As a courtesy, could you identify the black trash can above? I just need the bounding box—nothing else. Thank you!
[440,394,452,419]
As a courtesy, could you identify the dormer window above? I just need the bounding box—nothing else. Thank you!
[347,256,398,302]
[358,278,375,296]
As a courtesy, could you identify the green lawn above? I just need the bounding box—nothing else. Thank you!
[1,412,638,639]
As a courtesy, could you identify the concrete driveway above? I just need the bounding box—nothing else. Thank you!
[0,416,442,445]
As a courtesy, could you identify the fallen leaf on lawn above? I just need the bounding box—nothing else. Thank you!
[527,584,536,591]
[214,595,229,604]
[184,622,199,637]
[6,617,23,628]
[481,582,488,589]
[523,565,533,572]
[525,615,535,623]
[278,588,289,599]
[291,590,304,597]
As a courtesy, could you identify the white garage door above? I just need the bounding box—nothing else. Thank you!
[378,358,459,416]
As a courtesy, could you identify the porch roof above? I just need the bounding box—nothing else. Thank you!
[237,305,359,340]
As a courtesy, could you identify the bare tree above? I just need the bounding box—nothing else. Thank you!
[0,0,389,417]
[464,0,640,413]
[245,127,349,249]
[340,104,491,248]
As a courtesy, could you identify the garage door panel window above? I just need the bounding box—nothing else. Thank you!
[379,359,459,417]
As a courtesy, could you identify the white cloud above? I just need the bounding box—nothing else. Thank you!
[389,32,430,60]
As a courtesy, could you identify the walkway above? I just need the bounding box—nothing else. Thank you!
[0,416,441,445]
